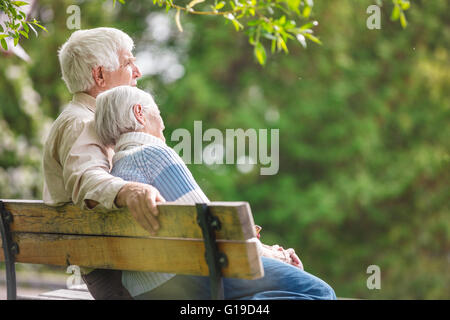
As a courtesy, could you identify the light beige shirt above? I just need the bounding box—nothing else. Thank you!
[43,92,127,210]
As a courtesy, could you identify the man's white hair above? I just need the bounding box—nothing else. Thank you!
[95,86,155,146]
[58,27,134,94]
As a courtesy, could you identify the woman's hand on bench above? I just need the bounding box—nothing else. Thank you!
[260,243,304,270]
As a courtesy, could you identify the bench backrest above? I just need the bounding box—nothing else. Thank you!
[0,200,263,280]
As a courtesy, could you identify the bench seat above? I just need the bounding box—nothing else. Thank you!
[1,200,263,300]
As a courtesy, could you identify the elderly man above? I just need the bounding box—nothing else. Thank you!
[93,85,336,300]
[43,28,164,299]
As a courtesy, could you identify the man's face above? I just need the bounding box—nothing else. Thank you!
[103,49,141,89]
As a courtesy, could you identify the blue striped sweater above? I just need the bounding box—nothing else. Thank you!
[110,131,210,297]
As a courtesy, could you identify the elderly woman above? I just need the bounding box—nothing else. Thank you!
[94,85,336,300]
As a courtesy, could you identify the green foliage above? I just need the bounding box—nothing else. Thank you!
[0,0,47,50]
[1,0,411,65]
[0,0,448,299]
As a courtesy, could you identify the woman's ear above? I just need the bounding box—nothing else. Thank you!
[133,104,146,125]
[92,66,106,87]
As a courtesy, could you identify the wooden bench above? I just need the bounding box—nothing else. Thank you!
[0,199,263,300]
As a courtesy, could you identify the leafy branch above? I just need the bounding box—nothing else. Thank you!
[0,0,47,51]
[154,0,323,65]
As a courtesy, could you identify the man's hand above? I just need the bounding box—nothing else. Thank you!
[115,182,166,236]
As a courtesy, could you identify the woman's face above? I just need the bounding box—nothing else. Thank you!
[143,106,165,142]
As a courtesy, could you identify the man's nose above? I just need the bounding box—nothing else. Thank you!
[133,64,142,79]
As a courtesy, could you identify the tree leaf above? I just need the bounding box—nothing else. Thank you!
[399,11,407,28]
[303,6,312,18]
[304,33,322,45]
[215,1,225,10]
[254,41,266,65]
[277,37,288,53]
[231,19,243,31]
[11,1,29,7]
[19,30,28,39]
[18,10,27,20]
[21,21,29,33]
[400,1,410,10]
[1,38,8,51]
[32,22,47,32]
[300,21,318,31]
[391,5,400,21]
[261,32,276,40]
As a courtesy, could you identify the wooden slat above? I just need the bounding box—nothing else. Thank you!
[1,200,256,241]
[0,232,264,279]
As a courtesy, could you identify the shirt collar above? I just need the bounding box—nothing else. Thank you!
[114,132,166,154]
[72,92,96,113]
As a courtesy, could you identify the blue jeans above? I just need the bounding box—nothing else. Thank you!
[134,257,336,300]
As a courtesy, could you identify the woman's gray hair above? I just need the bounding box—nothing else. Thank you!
[95,86,155,146]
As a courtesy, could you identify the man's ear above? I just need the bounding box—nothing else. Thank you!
[92,66,106,87]
[133,104,145,125]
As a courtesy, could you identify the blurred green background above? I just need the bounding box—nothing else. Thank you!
[0,0,449,299]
